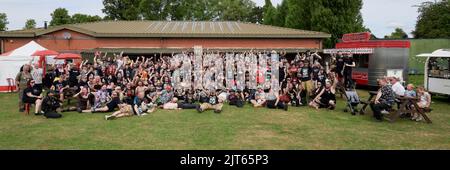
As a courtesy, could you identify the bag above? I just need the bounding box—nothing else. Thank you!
[44,111,62,119]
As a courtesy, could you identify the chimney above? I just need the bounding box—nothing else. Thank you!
[44,21,48,29]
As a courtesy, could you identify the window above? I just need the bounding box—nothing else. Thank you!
[428,57,450,79]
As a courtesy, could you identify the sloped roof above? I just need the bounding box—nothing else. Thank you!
[0,21,331,39]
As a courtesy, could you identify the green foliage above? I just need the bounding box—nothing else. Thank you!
[0,13,9,31]
[50,8,71,26]
[283,0,367,48]
[71,14,102,24]
[248,6,264,24]
[414,0,450,38]
[385,28,408,39]
[24,19,36,29]
[263,0,277,25]
[102,0,142,20]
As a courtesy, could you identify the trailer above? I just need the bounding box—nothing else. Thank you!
[325,32,410,87]
[416,49,450,96]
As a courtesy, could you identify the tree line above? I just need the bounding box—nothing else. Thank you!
[0,0,448,47]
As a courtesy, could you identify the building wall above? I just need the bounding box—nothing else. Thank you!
[1,29,323,53]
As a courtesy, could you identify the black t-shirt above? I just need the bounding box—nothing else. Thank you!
[300,67,312,81]
[106,97,120,111]
[23,86,42,101]
[69,70,80,83]
[344,58,354,74]
[53,81,68,92]
[336,57,345,73]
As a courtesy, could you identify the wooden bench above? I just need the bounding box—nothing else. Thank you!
[358,91,378,115]
[385,96,432,124]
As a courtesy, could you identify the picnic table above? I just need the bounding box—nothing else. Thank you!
[359,91,432,123]
[388,96,432,124]
[359,91,378,115]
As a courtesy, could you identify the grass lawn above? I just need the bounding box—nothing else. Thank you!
[0,75,449,150]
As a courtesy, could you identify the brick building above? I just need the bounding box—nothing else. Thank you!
[0,21,330,57]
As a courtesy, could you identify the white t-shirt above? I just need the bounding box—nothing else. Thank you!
[392,82,405,96]
[31,67,43,84]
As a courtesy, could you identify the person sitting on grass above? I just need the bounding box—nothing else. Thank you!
[309,78,337,110]
[265,88,288,111]
[105,103,134,120]
[133,91,151,116]
[250,87,266,108]
[52,75,70,104]
[74,86,95,113]
[22,80,44,115]
[94,85,111,109]
[228,89,245,108]
[414,86,431,122]
[370,78,395,122]
[196,90,223,114]
[82,91,120,113]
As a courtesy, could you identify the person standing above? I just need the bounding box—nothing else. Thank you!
[16,64,33,112]
[343,55,355,89]
[31,63,44,91]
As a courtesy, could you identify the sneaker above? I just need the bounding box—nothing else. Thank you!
[381,110,389,115]
[415,116,423,122]
[91,107,96,113]
[77,108,82,113]
[214,110,222,114]
[104,115,109,120]
[34,112,43,116]
[141,113,148,116]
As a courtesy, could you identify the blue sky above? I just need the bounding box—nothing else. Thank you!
[0,0,430,37]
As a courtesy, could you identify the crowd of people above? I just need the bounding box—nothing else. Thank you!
[14,49,431,122]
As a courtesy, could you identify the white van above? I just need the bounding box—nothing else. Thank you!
[417,49,450,95]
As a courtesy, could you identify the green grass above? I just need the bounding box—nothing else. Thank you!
[1,80,449,149]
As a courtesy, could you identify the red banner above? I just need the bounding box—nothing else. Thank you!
[342,32,371,42]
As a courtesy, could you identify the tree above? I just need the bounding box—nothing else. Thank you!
[284,0,367,48]
[0,13,8,31]
[248,6,264,24]
[24,19,36,29]
[102,0,142,20]
[385,28,408,39]
[71,14,102,24]
[273,0,288,27]
[216,0,256,22]
[414,0,450,38]
[50,8,71,26]
[263,0,277,25]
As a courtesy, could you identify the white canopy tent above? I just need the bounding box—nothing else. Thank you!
[0,41,46,92]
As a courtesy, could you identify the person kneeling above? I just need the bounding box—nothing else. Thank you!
[197,91,223,113]
[41,90,63,119]
[309,80,336,110]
